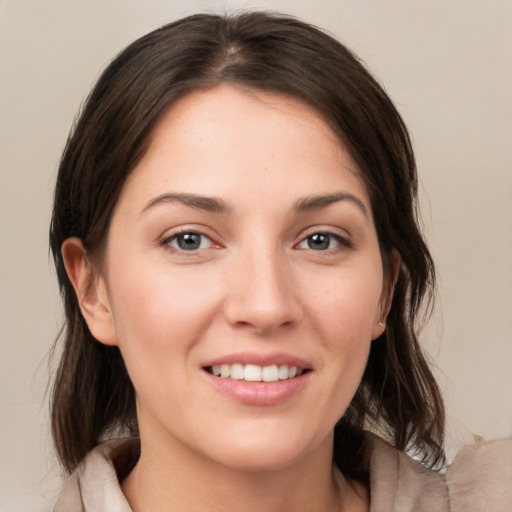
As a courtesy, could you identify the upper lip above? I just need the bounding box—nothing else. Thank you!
[202,352,313,370]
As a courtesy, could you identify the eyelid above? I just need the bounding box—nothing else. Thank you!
[166,232,212,251]
[294,227,352,251]
[159,225,224,252]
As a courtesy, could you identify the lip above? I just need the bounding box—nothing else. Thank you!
[202,352,312,370]
[201,352,313,406]
[203,369,311,406]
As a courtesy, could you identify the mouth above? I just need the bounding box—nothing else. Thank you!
[204,364,310,382]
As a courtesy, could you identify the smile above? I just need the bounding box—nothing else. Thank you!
[207,364,306,382]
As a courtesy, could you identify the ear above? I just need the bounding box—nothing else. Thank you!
[372,249,401,340]
[61,237,118,346]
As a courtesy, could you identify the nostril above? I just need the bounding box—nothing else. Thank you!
[223,262,301,333]
[225,303,300,335]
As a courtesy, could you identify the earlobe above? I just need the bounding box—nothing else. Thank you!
[61,237,118,346]
[372,249,401,340]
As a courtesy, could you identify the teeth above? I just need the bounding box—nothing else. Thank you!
[244,364,262,381]
[278,365,289,380]
[231,363,244,380]
[262,365,279,382]
[210,364,302,382]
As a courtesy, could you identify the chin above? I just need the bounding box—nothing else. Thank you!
[214,447,308,473]
[200,426,331,473]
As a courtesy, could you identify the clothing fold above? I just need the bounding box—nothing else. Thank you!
[53,434,512,512]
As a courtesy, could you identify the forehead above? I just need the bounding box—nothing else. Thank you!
[117,84,370,214]
[147,84,350,163]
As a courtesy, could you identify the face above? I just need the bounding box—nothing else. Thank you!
[86,85,389,471]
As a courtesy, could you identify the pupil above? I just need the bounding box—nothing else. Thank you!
[308,233,329,250]
[178,233,201,250]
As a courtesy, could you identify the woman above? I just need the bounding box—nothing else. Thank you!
[49,11,511,512]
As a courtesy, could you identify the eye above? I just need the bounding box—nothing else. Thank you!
[165,231,213,251]
[297,232,349,251]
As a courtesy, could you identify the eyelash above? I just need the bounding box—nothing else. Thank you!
[160,229,351,254]
[160,229,217,253]
[296,231,352,252]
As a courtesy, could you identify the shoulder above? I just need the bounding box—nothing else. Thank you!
[367,434,447,511]
[446,436,512,511]
[367,434,512,512]
[53,437,138,512]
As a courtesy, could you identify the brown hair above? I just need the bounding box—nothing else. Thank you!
[49,11,445,480]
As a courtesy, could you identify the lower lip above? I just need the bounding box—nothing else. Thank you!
[203,371,311,406]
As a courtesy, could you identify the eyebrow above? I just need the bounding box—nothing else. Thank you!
[141,190,368,217]
[294,192,368,217]
[141,192,231,215]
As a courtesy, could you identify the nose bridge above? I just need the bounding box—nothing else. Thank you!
[224,234,299,333]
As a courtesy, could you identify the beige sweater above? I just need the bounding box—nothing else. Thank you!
[53,435,512,511]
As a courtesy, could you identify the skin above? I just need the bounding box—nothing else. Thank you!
[63,85,397,511]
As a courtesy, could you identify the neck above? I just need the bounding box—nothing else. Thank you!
[121,429,365,512]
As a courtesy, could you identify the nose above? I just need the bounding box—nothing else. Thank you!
[223,246,302,335]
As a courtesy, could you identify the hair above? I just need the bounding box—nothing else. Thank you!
[49,11,445,481]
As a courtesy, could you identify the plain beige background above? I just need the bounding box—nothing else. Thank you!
[0,0,511,510]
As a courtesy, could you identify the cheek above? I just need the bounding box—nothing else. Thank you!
[107,261,225,359]
[305,266,383,342]
[301,264,382,395]
[106,263,227,417]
